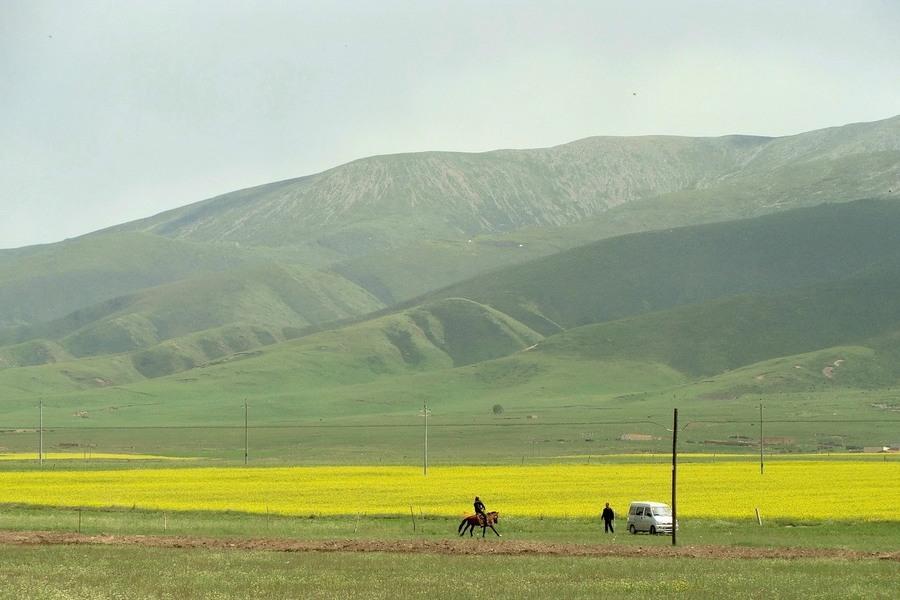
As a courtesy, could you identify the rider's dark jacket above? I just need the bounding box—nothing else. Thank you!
[474,499,486,514]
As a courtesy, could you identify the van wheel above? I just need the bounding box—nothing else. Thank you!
[628,524,637,535]
[650,526,657,535]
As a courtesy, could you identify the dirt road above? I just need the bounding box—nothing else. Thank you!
[1,531,897,561]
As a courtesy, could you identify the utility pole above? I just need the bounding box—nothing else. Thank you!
[759,403,764,475]
[671,407,678,547]
[423,401,429,477]
[244,401,249,466]
[39,400,44,467]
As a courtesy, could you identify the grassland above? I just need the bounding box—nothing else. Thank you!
[2,336,897,464]
[3,505,900,551]
[3,543,898,600]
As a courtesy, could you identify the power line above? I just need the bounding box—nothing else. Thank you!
[3,418,899,431]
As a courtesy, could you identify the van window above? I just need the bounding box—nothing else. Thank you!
[651,506,672,517]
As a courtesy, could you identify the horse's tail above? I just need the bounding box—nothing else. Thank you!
[458,517,468,533]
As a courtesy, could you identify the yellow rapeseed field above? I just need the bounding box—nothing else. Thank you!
[0,452,189,461]
[0,461,897,521]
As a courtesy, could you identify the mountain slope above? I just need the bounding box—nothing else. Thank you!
[536,266,900,378]
[0,263,384,359]
[0,297,543,400]
[111,136,767,246]
[0,232,258,327]
[5,197,900,376]
[10,262,900,434]
[108,116,899,251]
[428,198,900,334]
[2,116,897,332]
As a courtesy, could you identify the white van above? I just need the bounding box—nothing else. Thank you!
[626,501,678,535]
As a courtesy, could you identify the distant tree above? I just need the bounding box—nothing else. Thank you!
[492,404,504,415]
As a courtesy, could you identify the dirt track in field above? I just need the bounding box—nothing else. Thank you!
[1,531,898,561]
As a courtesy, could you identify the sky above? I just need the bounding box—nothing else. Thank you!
[2,0,899,250]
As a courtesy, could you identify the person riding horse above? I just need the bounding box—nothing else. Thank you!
[458,510,501,537]
[474,496,487,526]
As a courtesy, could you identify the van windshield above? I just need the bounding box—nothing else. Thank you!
[651,507,672,516]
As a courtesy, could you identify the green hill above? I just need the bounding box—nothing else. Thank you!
[0,233,256,327]
[5,261,900,458]
[0,263,383,363]
[4,197,900,378]
[536,266,900,379]
[429,198,900,334]
[0,297,542,403]
[9,257,900,414]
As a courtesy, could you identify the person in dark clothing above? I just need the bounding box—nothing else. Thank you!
[601,502,615,533]
[474,496,487,526]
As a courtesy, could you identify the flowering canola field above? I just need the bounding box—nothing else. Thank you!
[0,461,897,521]
[0,452,189,461]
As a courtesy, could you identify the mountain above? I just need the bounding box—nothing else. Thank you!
[1,116,899,389]
[1,115,892,328]
[425,198,900,334]
[111,115,900,249]
[3,197,900,389]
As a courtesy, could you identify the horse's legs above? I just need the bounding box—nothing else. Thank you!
[489,525,501,537]
[460,519,472,536]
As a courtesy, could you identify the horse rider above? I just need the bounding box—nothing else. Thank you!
[474,496,487,526]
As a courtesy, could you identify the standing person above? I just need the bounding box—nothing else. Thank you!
[474,496,487,526]
[601,502,615,533]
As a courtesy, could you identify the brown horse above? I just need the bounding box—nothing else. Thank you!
[458,511,501,537]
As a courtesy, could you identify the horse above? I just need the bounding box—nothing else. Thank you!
[458,511,501,537]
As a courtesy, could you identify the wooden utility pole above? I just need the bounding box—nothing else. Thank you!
[39,400,44,467]
[244,401,249,466]
[759,403,764,475]
[423,401,428,477]
[671,407,678,547]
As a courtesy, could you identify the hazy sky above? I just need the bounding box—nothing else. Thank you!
[2,0,899,249]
